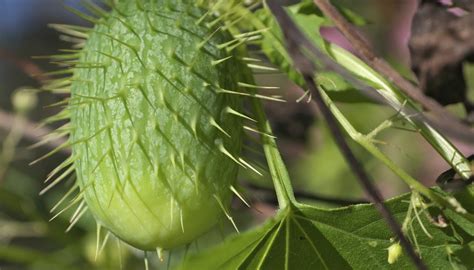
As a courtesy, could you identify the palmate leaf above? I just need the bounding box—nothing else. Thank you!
[179,193,472,269]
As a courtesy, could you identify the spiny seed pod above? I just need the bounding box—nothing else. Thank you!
[40,0,261,251]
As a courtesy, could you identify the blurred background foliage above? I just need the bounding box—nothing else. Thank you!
[0,0,472,269]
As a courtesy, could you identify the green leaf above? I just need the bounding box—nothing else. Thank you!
[453,241,474,269]
[179,193,473,269]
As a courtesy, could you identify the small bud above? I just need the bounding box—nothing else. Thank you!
[387,242,403,264]
[412,196,424,208]
[12,88,37,113]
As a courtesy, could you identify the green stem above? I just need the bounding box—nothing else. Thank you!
[320,89,474,222]
[318,88,431,197]
[326,44,472,180]
[250,98,296,208]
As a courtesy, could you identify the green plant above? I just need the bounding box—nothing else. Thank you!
[35,0,473,269]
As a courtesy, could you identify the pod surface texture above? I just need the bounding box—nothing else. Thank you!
[70,0,245,250]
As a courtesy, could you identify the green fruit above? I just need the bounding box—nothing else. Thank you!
[67,0,248,250]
